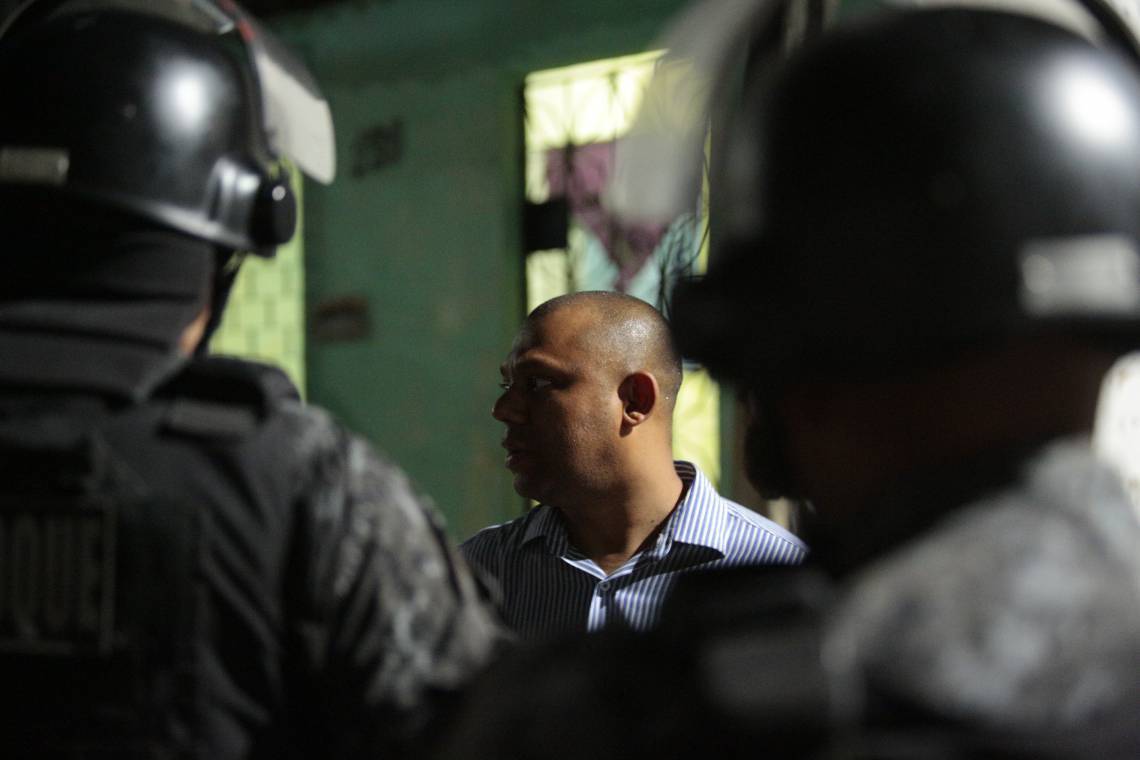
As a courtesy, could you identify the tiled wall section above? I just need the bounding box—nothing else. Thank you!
[208,226,307,395]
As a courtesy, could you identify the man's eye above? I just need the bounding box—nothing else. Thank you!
[499,381,512,391]
[527,377,553,391]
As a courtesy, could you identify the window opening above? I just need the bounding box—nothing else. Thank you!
[524,52,720,485]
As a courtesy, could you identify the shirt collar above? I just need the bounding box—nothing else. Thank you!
[520,502,570,556]
[661,460,730,556]
[520,460,729,558]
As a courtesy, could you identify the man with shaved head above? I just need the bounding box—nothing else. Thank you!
[462,291,806,640]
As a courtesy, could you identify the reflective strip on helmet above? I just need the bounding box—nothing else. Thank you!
[0,147,69,186]
[1020,235,1140,316]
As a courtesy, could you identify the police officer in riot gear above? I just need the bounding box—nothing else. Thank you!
[0,1,501,757]
[441,1,1140,758]
[667,2,1140,753]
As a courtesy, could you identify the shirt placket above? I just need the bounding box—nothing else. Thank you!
[585,561,640,631]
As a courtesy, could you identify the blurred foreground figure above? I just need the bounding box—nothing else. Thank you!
[443,2,1140,757]
[669,1,1140,752]
[0,1,499,757]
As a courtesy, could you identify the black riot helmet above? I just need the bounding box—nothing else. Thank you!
[668,2,1140,392]
[0,0,336,257]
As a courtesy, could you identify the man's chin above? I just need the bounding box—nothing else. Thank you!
[510,472,545,504]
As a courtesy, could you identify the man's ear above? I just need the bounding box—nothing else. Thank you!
[619,371,659,427]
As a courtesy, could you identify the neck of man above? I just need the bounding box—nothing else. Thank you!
[558,443,685,576]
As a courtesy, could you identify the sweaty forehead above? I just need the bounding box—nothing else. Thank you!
[507,304,605,366]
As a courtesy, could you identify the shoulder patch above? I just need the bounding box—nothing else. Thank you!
[0,428,120,656]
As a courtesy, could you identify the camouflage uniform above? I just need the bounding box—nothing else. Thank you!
[0,352,502,759]
[826,439,1140,753]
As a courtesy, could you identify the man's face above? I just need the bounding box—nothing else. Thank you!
[492,308,623,507]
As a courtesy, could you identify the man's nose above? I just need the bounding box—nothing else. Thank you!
[492,388,526,424]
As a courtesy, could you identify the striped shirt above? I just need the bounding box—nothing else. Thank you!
[460,460,808,640]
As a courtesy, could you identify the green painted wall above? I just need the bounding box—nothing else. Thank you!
[270,0,688,539]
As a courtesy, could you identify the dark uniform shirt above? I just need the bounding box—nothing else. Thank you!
[0,344,502,759]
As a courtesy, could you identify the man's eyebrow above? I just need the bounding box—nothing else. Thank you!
[506,354,570,376]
